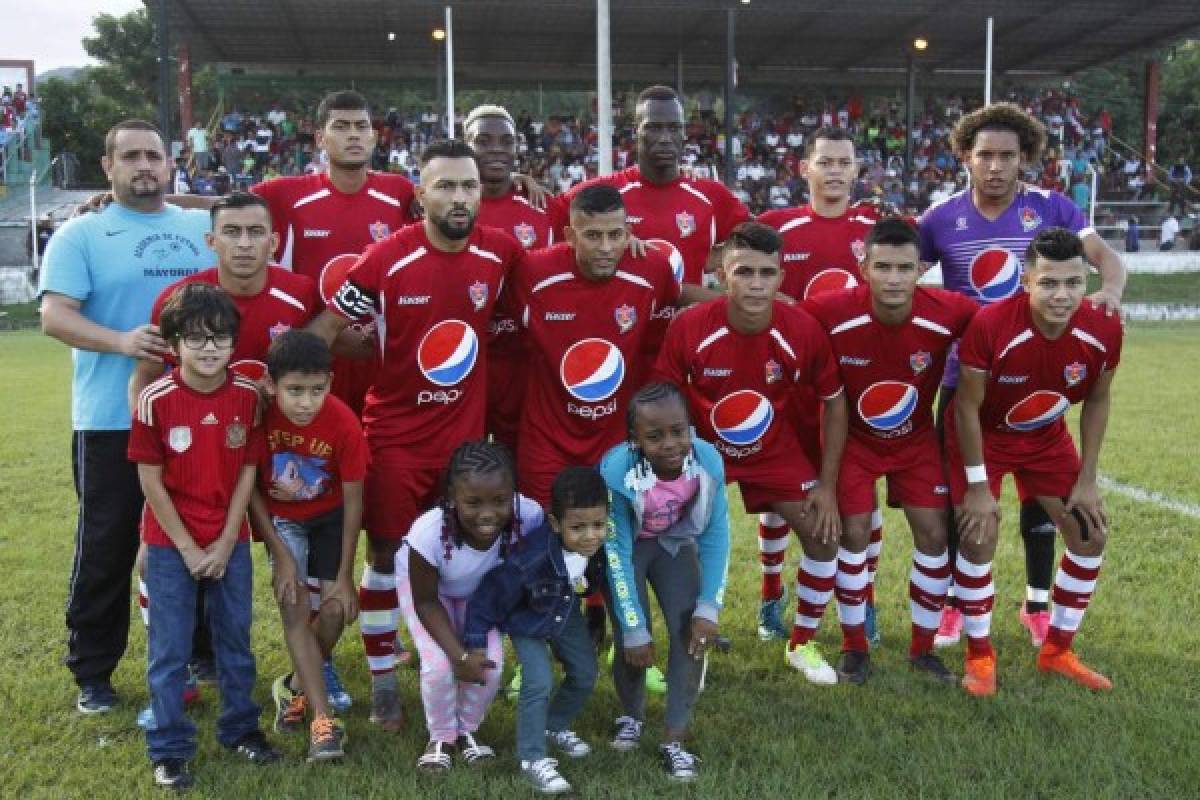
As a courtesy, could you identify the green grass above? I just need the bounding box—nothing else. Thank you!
[2,327,1199,799]
[1095,271,1200,305]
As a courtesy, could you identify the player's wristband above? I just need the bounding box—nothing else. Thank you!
[965,465,988,484]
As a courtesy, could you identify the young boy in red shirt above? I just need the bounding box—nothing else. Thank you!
[129,283,280,790]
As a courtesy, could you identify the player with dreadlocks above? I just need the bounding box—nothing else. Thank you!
[394,439,543,771]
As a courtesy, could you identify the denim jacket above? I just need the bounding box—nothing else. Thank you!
[462,522,589,649]
[599,435,731,649]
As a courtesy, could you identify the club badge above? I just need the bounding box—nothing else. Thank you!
[513,222,537,248]
[1020,207,1042,232]
[369,221,390,242]
[614,304,637,334]
[468,280,489,312]
[851,239,866,263]
[1064,362,1086,387]
[269,321,290,339]
[910,350,932,374]
[168,426,192,453]
[765,359,783,384]
[675,210,696,238]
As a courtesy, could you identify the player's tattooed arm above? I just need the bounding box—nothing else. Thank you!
[1082,232,1126,316]
[1066,368,1115,537]
[955,367,1001,544]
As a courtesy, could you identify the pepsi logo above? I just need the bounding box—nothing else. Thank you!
[1005,390,1070,432]
[645,238,686,286]
[969,248,1022,303]
[417,320,478,387]
[230,359,267,382]
[804,269,858,299]
[710,390,774,446]
[857,381,918,431]
[319,253,361,305]
[560,338,625,403]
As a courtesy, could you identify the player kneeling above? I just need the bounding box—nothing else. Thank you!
[249,330,367,761]
[947,228,1121,696]
[805,218,979,685]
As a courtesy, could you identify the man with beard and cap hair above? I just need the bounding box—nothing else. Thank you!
[308,140,528,729]
[39,119,213,714]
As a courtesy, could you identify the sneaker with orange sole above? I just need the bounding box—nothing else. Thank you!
[1037,645,1113,691]
[961,653,997,697]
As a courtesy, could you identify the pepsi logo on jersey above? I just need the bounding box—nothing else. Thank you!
[969,248,1022,303]
[858,381,918,435]
[1005,390,1069,432]
[805,269,859,299]
[561,339,625,419]
[417,320,478,401]
[710,390,773,457]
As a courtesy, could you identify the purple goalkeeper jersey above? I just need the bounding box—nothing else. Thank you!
[918,184,1090,305]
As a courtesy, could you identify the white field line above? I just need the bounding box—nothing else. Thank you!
[1098,475,1200,520]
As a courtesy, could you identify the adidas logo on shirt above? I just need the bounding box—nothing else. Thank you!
[201,412,219,425]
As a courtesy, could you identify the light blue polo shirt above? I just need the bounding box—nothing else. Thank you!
[39,203,213,431]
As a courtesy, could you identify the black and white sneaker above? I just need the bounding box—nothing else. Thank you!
[229,731,282,764]
[609,716,643,752]
[659,741,700,782]
[910,651,958,686]
[76,683,117,714]
[837,650,872,685]
[152,758,194,790]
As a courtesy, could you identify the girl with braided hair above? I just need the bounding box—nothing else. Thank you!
[395,439,543,771]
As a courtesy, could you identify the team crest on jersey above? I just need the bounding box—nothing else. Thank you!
[269,322,290,339]
[676,211,696,238]
[513,222,537,248]
[1064,362,1087,387]
[225,421,247,449]
[614,304,637,334]
[168,426,192,453]
[369,221,391,242]
[910,350,932,374]
[850,240,867,263]
[765,359,783,384]
[1020,207,1042,232]
[468,281,489,311]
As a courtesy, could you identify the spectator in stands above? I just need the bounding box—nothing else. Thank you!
[187,122,209,171]
[1160,214,1180,251]
[1070,175,1091,213]
[1168,157,1193,216]
[1124,216,1140,253]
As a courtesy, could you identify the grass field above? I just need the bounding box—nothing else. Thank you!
[2,324,1199,799]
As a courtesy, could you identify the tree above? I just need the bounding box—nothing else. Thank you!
[82,9,159,112]
[37,77,132,186]
[1159,40,1200,168]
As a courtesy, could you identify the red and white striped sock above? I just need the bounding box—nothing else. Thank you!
[359,566,398,678]
[953,554,995,659]
[1045,550,1103,650]
[138,578,149,627]
[865,507,884,605]
[306,576,321,622]
[789,555,837,648]
[909,549,951,657]
[835,548,870,653]
[758,512,790,601]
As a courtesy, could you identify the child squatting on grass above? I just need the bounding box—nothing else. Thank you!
[246,329,368,762]
[128,283,281,790]
[463,466,609,795]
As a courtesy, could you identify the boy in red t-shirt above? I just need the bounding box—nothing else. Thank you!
[247,330,367,763]
[128,284,280,790]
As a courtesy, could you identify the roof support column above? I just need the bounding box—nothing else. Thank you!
[178,40,194,136]
[157,0,171,143]
[445,5,455,138]
[597,0,613,175]
[1142,58,1160,175]
[723,7,735,188]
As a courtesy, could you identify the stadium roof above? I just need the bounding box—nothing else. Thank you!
[157,0,1200,89]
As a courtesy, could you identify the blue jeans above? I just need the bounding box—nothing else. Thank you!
[510,598,598,762]
[145,542,261,761]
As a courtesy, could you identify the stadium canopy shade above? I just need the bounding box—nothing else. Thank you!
[156,0,1200,90]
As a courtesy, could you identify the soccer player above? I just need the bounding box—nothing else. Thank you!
[919,102,1126,649]
[756,126,890,644]
[308,139,526,730]
[464,104,554,455]
[804,218,978,685]
[946,227,1120,696]
[655,222,849,684]
[39,119,212,714]
[510,183,680,508]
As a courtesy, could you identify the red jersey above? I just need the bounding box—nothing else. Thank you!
[757,202,883,301]
[551,166,750,287]
[328,222,523,466]
[805,285,978,455]
[260,394,369,520]
[150,266,321,373]
[654,298,842,473]
[513,243,679,470]
[128,371,262,548]
[954,295,1123,450]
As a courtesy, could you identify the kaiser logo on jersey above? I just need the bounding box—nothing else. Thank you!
[968,248,1022,303]
[468,281,489,312]
[765,359,783,384]
[369,221,391,242]
[418,320,479,387]
[710,390,773,447]
[645,239,686,286]
[858,381,919,431]
[1063,362,1087,387]
[850,240,867,263]
[168,426,192,453]
[1005,390,1069,432]
[561,338,625,403]
[910,350,931,374]
[676,211,696,238]
[1020,207,1042,232]
[614,304,637,334]
[804,269,859,299]
[269,322,290,339]
[513,222,537,248]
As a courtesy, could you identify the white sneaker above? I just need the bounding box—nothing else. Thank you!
[547,729,591,758]
[609,715,643,752]
[521,757,572,795]
[785,642,838,685]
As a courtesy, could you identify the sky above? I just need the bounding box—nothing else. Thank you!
[0,0,145,75]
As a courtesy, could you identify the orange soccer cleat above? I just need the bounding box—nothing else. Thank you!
[961,653,997,697]
[1037,645,1113,691]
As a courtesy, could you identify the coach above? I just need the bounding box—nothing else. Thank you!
[39,120,212,714]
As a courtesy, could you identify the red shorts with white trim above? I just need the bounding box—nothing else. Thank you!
[838,430,950,516]
[363,445,444,540]
[946,425,1081,505]
[727,452,818,514]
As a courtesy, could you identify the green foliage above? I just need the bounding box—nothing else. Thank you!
[82,9,160,112]
[1159,41,1200,167]
[37,76,141,186]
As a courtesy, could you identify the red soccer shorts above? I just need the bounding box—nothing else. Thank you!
[946,423,1081,506]
[837,430,949,516]
[363,444,445,540]
[727,449,818,514]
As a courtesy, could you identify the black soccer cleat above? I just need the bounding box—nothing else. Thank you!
[837,650,872,685]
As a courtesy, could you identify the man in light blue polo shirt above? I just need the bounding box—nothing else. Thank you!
[39,119,212,714]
